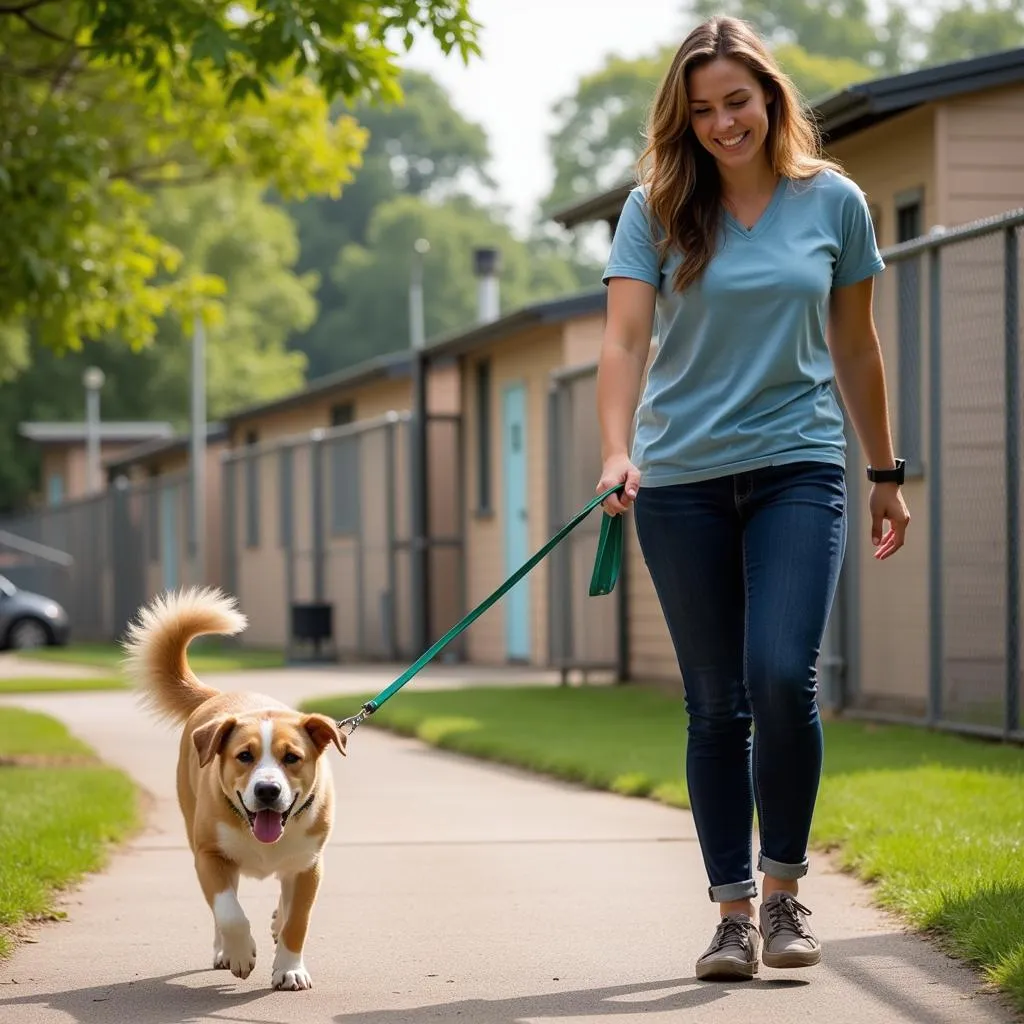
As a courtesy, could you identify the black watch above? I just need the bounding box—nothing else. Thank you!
[866,458,905,485]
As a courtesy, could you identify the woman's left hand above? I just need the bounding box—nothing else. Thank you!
[869,483,910,560]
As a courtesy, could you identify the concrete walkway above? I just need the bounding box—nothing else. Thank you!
[0,667,1017,1024]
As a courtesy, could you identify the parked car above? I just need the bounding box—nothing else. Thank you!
[0,574,71,650]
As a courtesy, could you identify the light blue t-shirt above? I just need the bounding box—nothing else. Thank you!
[602,169,885,486]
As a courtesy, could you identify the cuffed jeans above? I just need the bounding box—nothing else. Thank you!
[633,461,847,902]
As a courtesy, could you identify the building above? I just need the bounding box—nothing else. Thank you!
[548,46,1024,724]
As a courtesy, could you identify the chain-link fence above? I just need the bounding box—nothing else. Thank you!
[548,365,626,681]
[548,208,1024,739]
[842,209,1024,739]
[221,411,463,663]
[0,469,198,643]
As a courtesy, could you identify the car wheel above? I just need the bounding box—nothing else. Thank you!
[8,618,51,650]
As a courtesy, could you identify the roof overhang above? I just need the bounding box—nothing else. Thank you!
[17,422,175,446]
[422,289,606,362]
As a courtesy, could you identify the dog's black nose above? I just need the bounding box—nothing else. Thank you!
[254,781,281,806]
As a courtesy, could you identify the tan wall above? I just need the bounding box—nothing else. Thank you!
[562,313,606,367]
[42,441,146,503]
[941,82,1024,226]
[827,106,938,249]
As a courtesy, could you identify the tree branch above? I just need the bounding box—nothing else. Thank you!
[0,0,58,13]
[17,9,70,43]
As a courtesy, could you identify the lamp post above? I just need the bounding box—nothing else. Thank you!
[409,238,430,652]
[82,366,105,495]
[190,313,207,586]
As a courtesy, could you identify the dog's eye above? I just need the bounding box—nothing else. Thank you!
[236,750,254,763]
[282,751,301,765]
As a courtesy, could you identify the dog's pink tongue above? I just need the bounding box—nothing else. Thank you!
[253,810,283,844]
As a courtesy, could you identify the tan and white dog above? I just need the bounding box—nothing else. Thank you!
[122,586,346,991]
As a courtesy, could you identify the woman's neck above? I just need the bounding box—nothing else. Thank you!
[718,157,778,200]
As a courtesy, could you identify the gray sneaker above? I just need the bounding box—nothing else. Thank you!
[759,892,821,968]
[695,913,761,980]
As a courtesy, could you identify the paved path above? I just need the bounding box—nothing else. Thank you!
[0,669,1017,1024]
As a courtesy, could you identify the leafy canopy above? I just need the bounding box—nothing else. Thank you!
[0,0,481,355]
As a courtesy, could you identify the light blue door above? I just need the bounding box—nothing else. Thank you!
[502,383,530,661]
[160,485,179,591]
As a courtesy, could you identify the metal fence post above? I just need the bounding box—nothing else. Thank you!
[927,244,944,727]
[221,455,237,597]
[1005,226,1020,736]
[311,431,325,603]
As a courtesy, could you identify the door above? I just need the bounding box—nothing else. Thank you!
[160,484,180,592]
[502,383,530,661]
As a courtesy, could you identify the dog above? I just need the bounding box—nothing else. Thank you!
[121,586,346,991]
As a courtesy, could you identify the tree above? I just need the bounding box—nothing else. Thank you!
[926,0,1024,63]
[0,180,319,512]
[0,0,480,356]
[316,194,588,369]
[283,69,496,376]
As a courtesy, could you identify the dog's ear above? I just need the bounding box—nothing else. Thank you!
[192,716,237,767]
[301,714,347,757]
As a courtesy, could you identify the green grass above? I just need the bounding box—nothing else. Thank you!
[304,684,1024,1009]
[17,639,284,673]
[0,707,139,957]
[0,676,127,694]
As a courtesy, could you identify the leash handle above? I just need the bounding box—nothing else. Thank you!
[338,483,626,734]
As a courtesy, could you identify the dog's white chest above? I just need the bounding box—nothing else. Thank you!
[216,821,322,879]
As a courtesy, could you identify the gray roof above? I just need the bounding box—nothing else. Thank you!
[18,421,175,445]
[221,288,607,426]
[104,423,230,472]
[550,46,1024,230]
[221,350,415,427]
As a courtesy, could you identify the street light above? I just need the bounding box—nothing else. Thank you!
[190,313,207,586]
[409,238,430,652]
[82,366,105,495]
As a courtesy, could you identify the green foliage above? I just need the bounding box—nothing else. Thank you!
[0,0,480,356]
[284,70,498,377]
[316,194,588,368]
[926,0,1024,63]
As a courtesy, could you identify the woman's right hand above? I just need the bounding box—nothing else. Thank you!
[596,453,641,516]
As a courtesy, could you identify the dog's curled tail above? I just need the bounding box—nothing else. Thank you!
[121,586,247,725]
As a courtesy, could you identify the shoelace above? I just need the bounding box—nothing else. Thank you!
[765,894,814,940]
[709,915,754,952]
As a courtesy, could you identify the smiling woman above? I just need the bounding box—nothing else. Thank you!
[594,14,910,986]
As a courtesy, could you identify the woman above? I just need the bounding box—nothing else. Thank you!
[595,16,910,981]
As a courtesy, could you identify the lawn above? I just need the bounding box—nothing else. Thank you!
[304,683,1024,1010]
[0,676,126,695]
[0,707,140,957]
[16,639,284,673]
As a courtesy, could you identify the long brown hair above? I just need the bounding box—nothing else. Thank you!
[637,16,843,293]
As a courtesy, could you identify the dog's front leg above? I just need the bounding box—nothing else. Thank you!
[271,862,321,991]
[196,850,257,980]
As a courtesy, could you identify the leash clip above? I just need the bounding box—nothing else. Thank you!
[336,702,376,737]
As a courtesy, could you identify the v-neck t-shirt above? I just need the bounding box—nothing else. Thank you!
[602,170,885,487]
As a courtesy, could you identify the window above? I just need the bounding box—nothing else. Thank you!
[244,429,260,547]
[475,360,492,513]
[329,403,359,536]
[895,189,924,474]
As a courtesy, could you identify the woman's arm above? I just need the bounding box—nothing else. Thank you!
[595,277,656,514]
[827,275,911,558]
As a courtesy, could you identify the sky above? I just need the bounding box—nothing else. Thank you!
[403,0,688,236]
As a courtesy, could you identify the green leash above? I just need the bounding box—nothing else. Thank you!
[336,484,626,735]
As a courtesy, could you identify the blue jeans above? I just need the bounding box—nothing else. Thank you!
[633,461,847,903]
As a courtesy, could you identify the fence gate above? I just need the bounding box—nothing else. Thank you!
[548,364,626,682]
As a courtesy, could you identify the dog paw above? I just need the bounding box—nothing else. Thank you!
[270,908,280,944]
[272,966,313,991]
[272,947,311,991]
[220,930,257,980]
